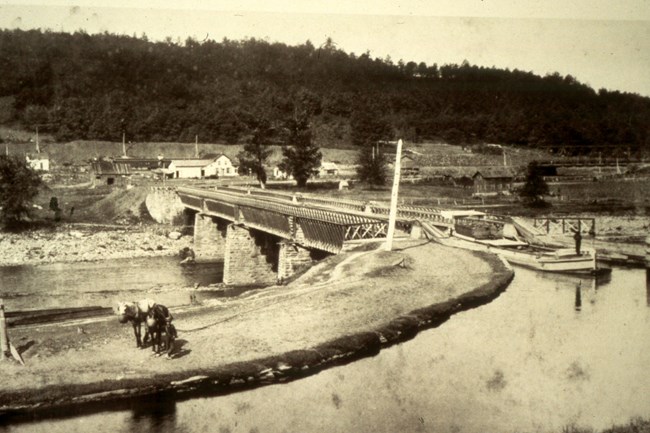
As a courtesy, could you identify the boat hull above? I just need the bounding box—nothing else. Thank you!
[442,234,598,274]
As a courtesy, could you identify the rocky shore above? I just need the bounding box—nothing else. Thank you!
[0,224,193,266]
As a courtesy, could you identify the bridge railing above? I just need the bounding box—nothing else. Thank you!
[224,186,368,212]
[177,186,399,226]
[222,186,451,225]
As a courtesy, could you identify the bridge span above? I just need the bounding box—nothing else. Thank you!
[175,186,452,286]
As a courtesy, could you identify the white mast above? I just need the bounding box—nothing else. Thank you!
[385,139,403,252]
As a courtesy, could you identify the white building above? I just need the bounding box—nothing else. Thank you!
[273,165,293,180]
[168,154,239,179]
[26,153,50,171]
[318,161,339,177]
[168,159,210,179]
[203,154,239,177]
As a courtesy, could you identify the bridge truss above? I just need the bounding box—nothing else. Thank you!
[176,187,413,254]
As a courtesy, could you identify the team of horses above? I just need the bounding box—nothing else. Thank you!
[115,299,176,358]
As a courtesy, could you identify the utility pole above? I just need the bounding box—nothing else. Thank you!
[121,118,126,157]
[195,135,199,158]
[385,139,403,252]
[0,299,9,360]
[35,125,40,154]
[503,150,506,167]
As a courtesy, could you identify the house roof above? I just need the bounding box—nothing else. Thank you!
[201,153,240,167]
[473,167,516,179]
[171,159,213,168]
[320,162,339,170]
[91,160,131,175]
[111,158,171,169]
[387,154,419,168]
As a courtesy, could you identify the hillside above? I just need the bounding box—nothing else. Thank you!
[1,29,649,157]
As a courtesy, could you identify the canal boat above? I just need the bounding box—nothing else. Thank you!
[435,210,605,276]
[448,232,600,274]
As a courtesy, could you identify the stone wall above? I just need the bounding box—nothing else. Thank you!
[194,214,227,260]
[145,187,186,224]
[223,224,279,286]
[278,242,313,283]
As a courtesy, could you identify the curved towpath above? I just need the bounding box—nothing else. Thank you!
[0,239,513,418]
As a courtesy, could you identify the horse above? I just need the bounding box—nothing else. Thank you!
[145,303,176,358]
[115,299,156,348]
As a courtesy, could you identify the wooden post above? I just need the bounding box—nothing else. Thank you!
[195,135,199,158]
[385,139,402,252]
[0,299,9,359]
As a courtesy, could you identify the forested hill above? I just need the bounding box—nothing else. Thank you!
[1,28,649,155]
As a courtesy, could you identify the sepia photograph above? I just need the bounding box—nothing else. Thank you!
[0,1,649,432]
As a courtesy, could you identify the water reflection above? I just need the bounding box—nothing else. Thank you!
[0,257,223,311]
[574,282,582,311]
[129,394,178,433]
[3,266,649,433]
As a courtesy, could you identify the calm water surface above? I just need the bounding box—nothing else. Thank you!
[0,256,223,311]
[1,266,649,433]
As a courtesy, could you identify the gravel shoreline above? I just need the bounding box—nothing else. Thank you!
[0,224,193,266]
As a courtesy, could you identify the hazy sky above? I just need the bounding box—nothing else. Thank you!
[1,1,649,96]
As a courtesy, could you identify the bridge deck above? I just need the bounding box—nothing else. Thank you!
[177,186,448,254]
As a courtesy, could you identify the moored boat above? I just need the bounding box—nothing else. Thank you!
[433,210,607,276]
[450,232,599,274]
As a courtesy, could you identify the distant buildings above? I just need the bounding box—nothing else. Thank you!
[202,154,239,178]
[91,153,239,185]
[273,165,291,180]
[472,167,516,193]
[318,162,339,177]
[26,153,50,171]
[387,154,421,178]
[169,154,239,179]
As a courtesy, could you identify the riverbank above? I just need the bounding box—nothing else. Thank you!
[0,224,193,266]
[0,239,513,419]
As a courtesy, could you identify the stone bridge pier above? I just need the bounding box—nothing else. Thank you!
[190,212,324,286]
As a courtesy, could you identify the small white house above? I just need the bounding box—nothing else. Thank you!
[26,153,50,171]
[168,154,240,179]
[318,161,339,177]
[273,165,293,180]
[204,154,239,177]
[168,159,211,179]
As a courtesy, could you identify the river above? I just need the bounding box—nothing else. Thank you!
[0,256,224,312]
[1,265,649,433]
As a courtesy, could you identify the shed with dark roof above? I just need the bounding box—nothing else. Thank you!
[472,167,516,193]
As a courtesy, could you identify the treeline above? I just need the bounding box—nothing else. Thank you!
[1,28,649,156]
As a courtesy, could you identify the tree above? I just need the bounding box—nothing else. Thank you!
[351,102,393,185]
[355,144,387,185]
[350,104,393,147]
[279,112,321,187]
[49,196,62,221]
[0,155,43,225]
[520,161,550,207]
[237,118,274,188]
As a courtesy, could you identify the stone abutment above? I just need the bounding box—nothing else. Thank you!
[190,213,329,286]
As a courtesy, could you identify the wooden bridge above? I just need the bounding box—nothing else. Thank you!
[175,186,452,286]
